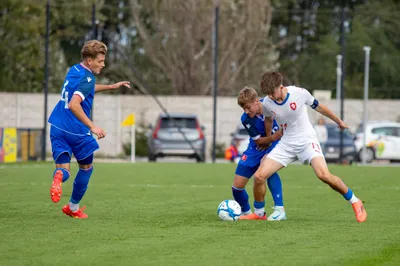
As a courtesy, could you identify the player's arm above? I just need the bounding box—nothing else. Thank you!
[303,88,348,131]
[254,117,282,146]
[68,96,106,139]
[95,81,130,93]
[315,104,348,130]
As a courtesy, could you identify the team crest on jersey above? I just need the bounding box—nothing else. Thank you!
[241,154,247,161]
[290,102,297,111]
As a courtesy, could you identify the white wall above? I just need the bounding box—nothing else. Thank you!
[1,92,399,157]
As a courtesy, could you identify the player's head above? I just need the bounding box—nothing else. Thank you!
[260,71,284,100]
[81,40,108,74]
[237,86,262,118]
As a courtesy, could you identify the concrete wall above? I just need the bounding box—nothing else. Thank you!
[1,92,399,157]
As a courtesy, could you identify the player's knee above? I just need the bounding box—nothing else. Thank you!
[253,172,265,184]
[316,171,331,183]
[77,154,94,168]
[79,163,93,170]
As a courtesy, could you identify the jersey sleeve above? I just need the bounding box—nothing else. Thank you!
[241,116,261,140]
[301,88,315,106]
[74,76,94,101]
[261,97,273,117]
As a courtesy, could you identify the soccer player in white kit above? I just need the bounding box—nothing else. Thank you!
[240,72,367,222]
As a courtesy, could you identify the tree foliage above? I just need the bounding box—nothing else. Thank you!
[1,0,400,98]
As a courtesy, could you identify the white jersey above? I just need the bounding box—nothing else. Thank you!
[262,86,318,147]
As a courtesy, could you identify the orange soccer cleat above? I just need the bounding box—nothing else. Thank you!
[62,204,89,219]
[50,170,63,203]
[239,213,266,220]
[352,199,367,223]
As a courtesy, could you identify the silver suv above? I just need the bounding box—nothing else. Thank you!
[147,113,206,162]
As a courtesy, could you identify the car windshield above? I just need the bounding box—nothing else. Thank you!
[160,117,197,129]
[327,127,353,139]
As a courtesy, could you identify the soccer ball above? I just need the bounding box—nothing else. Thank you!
[217,200,242,221]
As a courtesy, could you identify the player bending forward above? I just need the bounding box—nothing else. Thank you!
[48,40,130,218]
[233,86,285,221]
[240,72,367,222]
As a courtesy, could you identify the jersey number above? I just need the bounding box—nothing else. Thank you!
[60,80,69,109]
[280,123,288,131]
[312,143,321,153]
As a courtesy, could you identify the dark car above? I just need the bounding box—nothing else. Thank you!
[323,124,357,163]
[147,113,206,162]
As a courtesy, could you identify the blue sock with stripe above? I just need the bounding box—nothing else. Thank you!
[53,168,70,183]
[267,172,284,207]
[70,166,93,204]
[232,186,251,213]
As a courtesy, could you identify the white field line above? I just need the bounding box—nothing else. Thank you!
[0,181,399,191]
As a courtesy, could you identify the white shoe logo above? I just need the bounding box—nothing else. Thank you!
[87,77,92,82]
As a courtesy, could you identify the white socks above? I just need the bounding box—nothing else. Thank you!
[242,210,252,215]
[254,208,265,217]
[69,202,79,212]
[349,194,359,204]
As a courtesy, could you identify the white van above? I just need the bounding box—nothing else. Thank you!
[354,121,400,162]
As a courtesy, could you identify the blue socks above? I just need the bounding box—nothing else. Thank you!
[267,172,284,206]
[232,186,251,213]
[70,166,93,204]
[54,168,70,182]
[343,188,353,200]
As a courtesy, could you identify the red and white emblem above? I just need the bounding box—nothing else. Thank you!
[241,155,247,161]
[290,102,297,111]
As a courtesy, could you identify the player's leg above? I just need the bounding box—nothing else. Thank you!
[310,156,367,222]
[300,141,367,222]
[49,126,72,203]
[233,158,256,215]
[62,135,99,219]
[266,172,287,221]
[246,145,293,219]
[251,158,283,217]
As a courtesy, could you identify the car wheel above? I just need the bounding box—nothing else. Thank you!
[196,154,205,163]
[148,154,157,162]
[358,147,374,163]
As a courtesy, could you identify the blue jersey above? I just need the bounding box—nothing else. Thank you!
[48,63,96,136]
[241,100,279,152]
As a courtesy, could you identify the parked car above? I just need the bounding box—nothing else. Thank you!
[230,124,249,155]
[147,113,206,162]
[323,124,357,163]
[354,121,400,163]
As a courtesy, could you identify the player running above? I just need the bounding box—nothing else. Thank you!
[48,40,130,218]
[240,72,367,222]
[233,86,285,221]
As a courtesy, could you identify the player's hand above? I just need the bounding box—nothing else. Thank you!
[91,126,106,139]
[337,120,348,131]
[111,81,130,89]
[271,129,283,141]
[256,145,269,151]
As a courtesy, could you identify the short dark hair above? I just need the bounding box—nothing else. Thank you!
[260,72,283,95]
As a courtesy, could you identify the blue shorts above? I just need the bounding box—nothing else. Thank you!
[50,125,99,163]
[235,144,276,179]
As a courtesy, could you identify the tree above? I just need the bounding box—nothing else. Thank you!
[128,0,281,95]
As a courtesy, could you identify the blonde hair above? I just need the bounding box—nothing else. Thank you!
[237,86,259,107]
[260,72,283,95]
[81,40,107,60]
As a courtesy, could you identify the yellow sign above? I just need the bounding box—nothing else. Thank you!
[121,114,135,127]
[0,128,17,163]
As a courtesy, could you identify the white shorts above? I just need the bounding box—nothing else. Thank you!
[267,139,325,167]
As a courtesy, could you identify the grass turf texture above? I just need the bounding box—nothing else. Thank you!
[0,163,399,266]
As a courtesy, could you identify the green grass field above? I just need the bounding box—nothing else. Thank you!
[0,162,399,266]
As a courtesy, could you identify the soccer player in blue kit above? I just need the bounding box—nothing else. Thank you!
[48,40,130,218]
[232,86,286,221]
